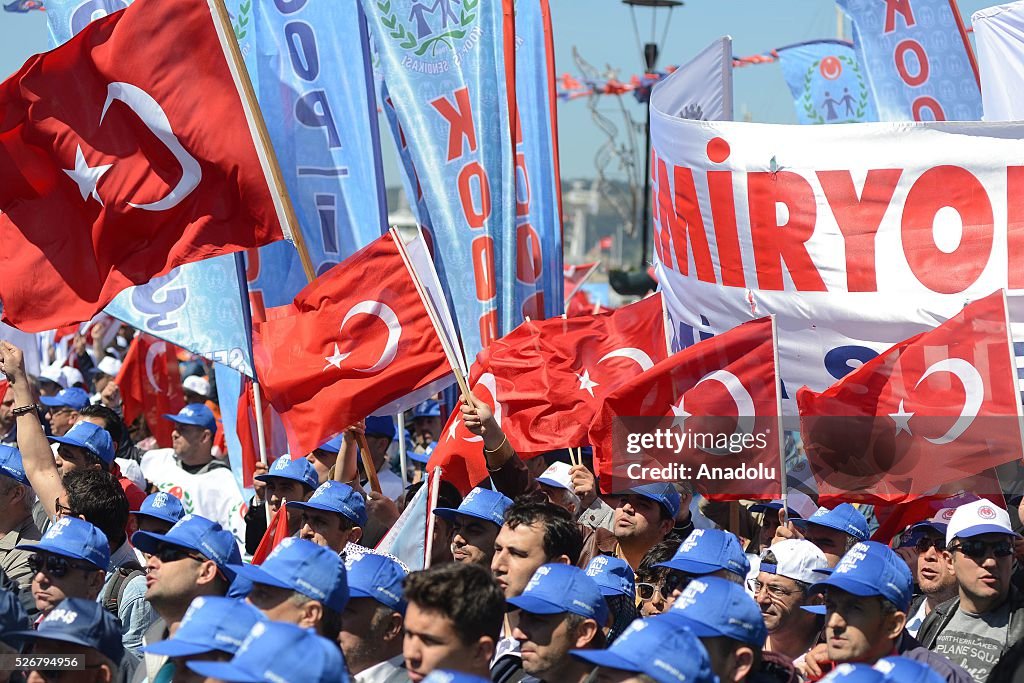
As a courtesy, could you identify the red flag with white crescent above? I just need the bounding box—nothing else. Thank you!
[798,291,1023,505]
[115,333,186,447]
[252,232,451,456]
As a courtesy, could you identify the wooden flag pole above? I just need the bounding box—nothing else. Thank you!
[206,0,316,283]
[251,380,272,526]
[424,466,441,568]
[397,412,409,489]
[770,314,789,526]
[356,432,383,495]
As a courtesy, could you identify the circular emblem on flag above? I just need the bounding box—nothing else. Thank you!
[819,56,842,80]
[978,506,997,520]
[378,0,479,60]
[941,508,956,520]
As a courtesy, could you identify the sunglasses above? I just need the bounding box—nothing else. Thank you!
[636,572,691,601]
[54,498,79,519]
[27,553,97,578]
[949,539,1014,560]
[915,537,946,553]
[153,544,208,564]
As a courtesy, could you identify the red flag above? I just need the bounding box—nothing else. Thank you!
[798,291,1023,505]
[115,334,185,446]
[253,233,451,456]
[251,503,290,565]
[0,0,288,331]
[427,295,668,493]
[588,317,782,499]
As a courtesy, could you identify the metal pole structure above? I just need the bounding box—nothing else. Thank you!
[640,92,654,269]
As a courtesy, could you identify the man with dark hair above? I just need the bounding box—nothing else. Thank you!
[342,551,409,683]
[434,487,512,568]
[634,538,682,617]
[40,387,89,437]
[608,484,681,570]
[403,562,504,682]
[777,504,869,567]
[655,528,750,607]
[243,455,319,555]
[77,404,148,511]
[17,517,109,618]
[290,480,367,554]
[493,499,583,599]
[902,509,958,637]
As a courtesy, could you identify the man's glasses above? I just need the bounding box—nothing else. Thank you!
[27,553,97,578]
[636,572,690,601]
[949,539,1013,560]
[915,537,946,553]
[153,544,208,565]
[54,498,79,519]
[748,579,804,599]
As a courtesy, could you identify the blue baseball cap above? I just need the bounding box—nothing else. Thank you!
[794,503,869,541]
[315,436,343,454]
[231,538,348,612]
[629,483,681,519]
[873,656,945,683]
[413,400,441,418]
[288,480,367,527]
[162,403,218,433]
[820,664,885,682]
[423,672,490,683]
[187,620,346,683]
[663,576,767,647]
[0,446,29,486]
[135,492,185,525]
[0,589,28,645]
[9,597,123,663]
[365,415,396,441]
[40,387,90,411]
[142,596,264,658]
[508,564,609,624]
[433,487,512,527]
[584,555,636,599]
[48,421,115,466]
[408,443,435,465]
[810,541,913,612]
[132,514,242,576]
[344,550,408,613]
[255,455,319,492]
[18,516,109,569]
[571,615,718,683]
[657,529,749,578]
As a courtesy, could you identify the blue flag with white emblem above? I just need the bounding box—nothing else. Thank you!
[776,40,877,125]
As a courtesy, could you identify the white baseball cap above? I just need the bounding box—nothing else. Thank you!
[95,356,122,378]
[182,376,211,398]
[909,507,958,535]
[945,499,1021,545]
[537,461,573,491]
[759,539,829,585]
[40,365,83,389]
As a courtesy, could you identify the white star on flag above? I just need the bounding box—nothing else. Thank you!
[670,395,690,431]
[576,369,599,397]
[322,343,347,371]
[889,400,914,436]
[447,415,461,442]
[63,145,112,205]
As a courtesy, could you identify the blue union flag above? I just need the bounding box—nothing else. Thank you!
[777,40,878,125]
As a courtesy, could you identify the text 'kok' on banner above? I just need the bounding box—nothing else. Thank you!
[252,232,452,457]
[0,0,289,332]
[798,290,1024,505]
[590,317,782,500]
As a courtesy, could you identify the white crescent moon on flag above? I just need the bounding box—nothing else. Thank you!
[915,358,984,445]
[145,341,165,393]
[100,82,202,212]
[330,301,402,374]
[464,372,502,443]
[694,369,756,455]
[596,347,655,372]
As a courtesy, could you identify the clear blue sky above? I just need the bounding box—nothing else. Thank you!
[0,1,996,181]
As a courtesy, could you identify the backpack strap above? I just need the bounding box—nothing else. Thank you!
[102,560,145,615]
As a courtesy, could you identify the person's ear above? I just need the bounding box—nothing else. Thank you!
[195,560,220,587]
[575,618,600,648]
[99,661,115,683]
[659,517,675,537]
[474,635,496,664]
[300,600,324,630]
[733,645,755,682]
[88,570,106,595]
[349,526,363,544]
[384,611,403,642]
[551,554,571,566]
[885,610,907,640]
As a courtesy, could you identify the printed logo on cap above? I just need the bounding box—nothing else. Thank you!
[463,489,479,506]
[617,618,648,644]
[586,557,608,577]
[525,565,551,593]
[679,528,703,552]
[45,607,79,626]
[46,517,71,539]
[311,485,329,500]
[978,506,997,520]
[180,597,206,628]
[271,457,292,472]
[874,660,895,674]
[674,578,709,611]
[236,621,266,657]
[152,492,170,509]
[834,543,869,574]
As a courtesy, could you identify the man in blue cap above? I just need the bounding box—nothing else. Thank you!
[140,595,264,681]
[508,564,608,683]
[132,491,186,537]
[307,434,343,484]
[411,399,442,453]
[655,528,750,605]
[40,387,90,437]
[16,517,109,618]
[187,619,346,683]
[139,403,246,543]
[232,537,348,643]
[779,503,869,567]
[901,508,957,637]
[570,614,719,683]
[10,597,136,682]
[608,483,681,570]
[243,454,319,555]
[341,551,408,682]
[799,541,970,683]
[0,445,41,611]
[131,513,241,682]
[434,487,512,567]
[584,556,637,644]
[362,415,404,501]
[290,479,367,554]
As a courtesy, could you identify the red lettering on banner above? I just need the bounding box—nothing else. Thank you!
[515,152,530,217]
[458,162,492,229]
[895,40,929,87]
[1009,167,1024,289]
[431,87,478,162]
[479,309,498,347]
[708,170,745,287]
[516,223,542,284]
[748,172,826,291]
[912,97,945,121]
[884,0,916,33]
[472,236,497,300]
[818,169,903,292]
[657,160,715,283]
[901,166,993,294]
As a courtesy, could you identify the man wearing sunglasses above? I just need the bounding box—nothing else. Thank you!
[16,517,109,620]
[653,528,750,609]
[39,387,89,438]
[917,500,1024,682]
[901,509,958,638]
[753,539,828,662]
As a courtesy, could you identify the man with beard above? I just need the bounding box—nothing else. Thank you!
[341,551,409,683]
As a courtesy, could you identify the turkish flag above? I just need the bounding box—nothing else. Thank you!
[588,317,782,499]
[798,291,1023,505]
[253,233,451,457]
[251,504,290,565]
[0,0,287,331]
[426,295,668,493]
[116,334,186,447]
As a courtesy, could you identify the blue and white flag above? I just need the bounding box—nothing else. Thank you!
[776,40,877,124]
[362,0,516,365]
[375,467,435,570]
[45,0,127,43]
[839,0,982,121]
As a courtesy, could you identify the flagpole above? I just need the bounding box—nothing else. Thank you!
[356,433,383,495]
[206,0,316,283]
[424,466,441,568]
[252,381,272,526]
[770,314,788,525]
[999,290,1024,463]
[565,262,600,305]
[397,412,409,489]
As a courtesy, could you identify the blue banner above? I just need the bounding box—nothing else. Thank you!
[213,361,253,499]
[776,40,877,125]
[839,0,982,122]
[4,0,43,12]
[513,0,563,319]
[362,0,516,365]
[45,0,127,42]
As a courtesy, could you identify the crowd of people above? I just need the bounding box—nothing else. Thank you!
[0,332,1020,683]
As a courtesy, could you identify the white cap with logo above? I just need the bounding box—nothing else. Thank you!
[537,461,573,491]
[760,539,829,585]
[945,499,1021,545]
